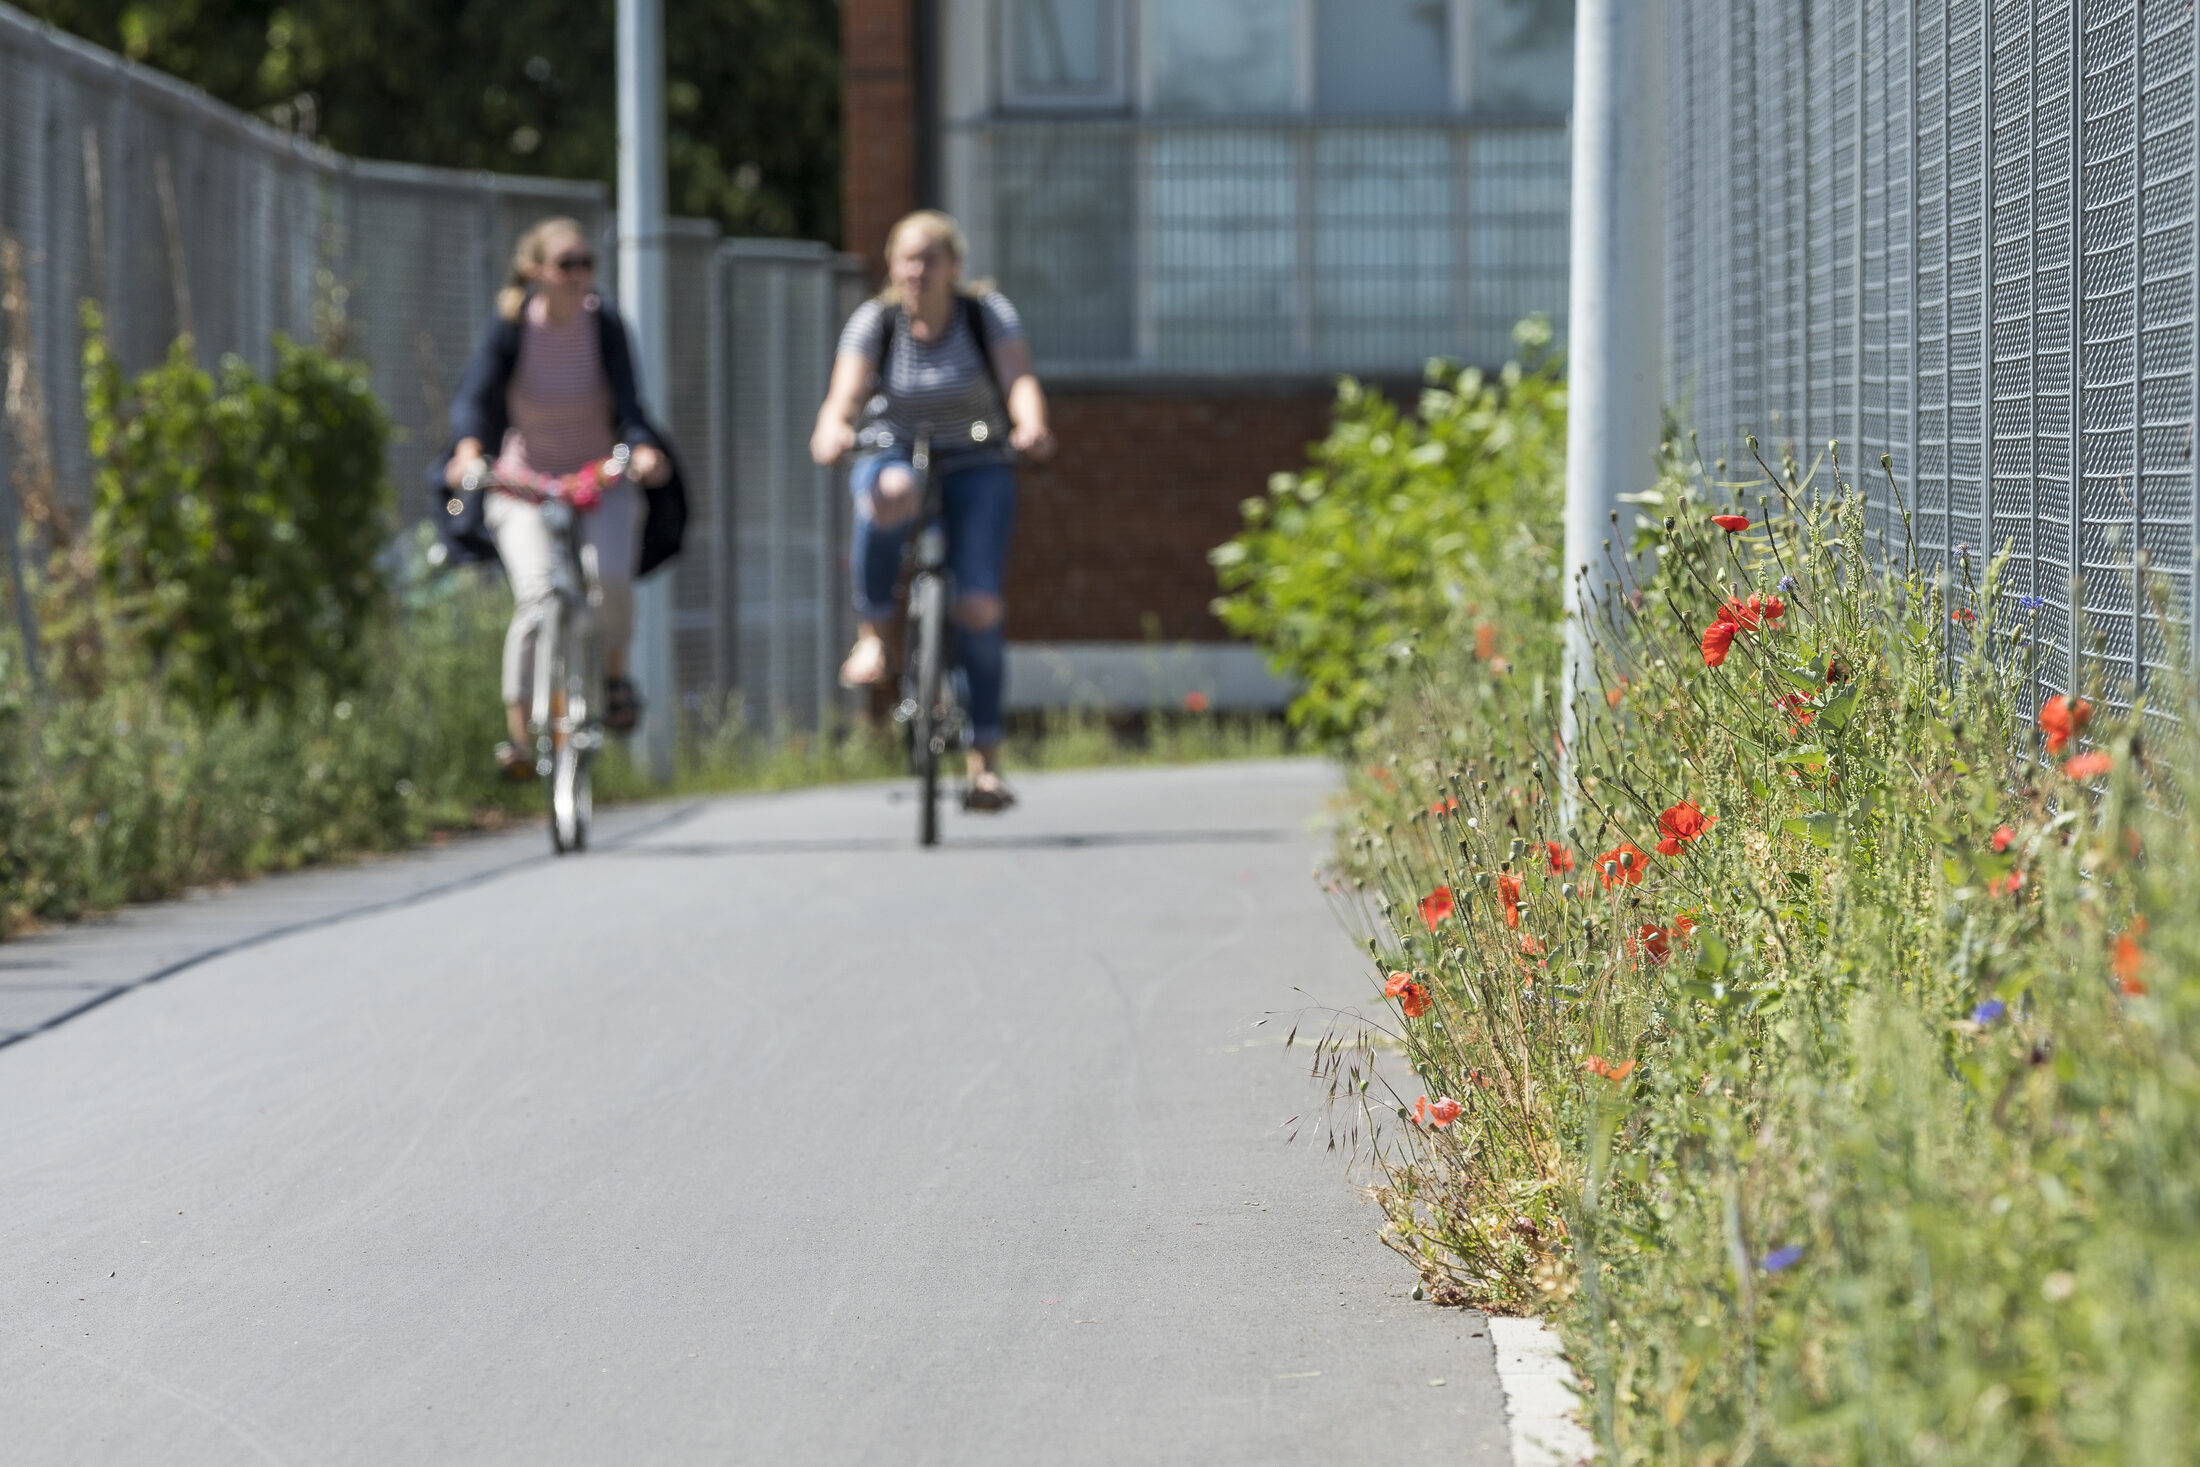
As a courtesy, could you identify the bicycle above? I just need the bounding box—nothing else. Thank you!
[854,420,990,845]
[463,445,626,855]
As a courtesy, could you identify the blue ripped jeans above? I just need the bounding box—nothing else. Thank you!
[850,448,1019,746]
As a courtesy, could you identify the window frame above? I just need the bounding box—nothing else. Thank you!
[997,0,1132,113]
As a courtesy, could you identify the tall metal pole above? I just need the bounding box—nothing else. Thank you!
[618,0,675,783]
[1561,0,1667,814]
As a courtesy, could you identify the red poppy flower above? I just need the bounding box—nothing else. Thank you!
[1719,596,1760,631]
[1475,622,1498,660]
[1632,923,1671,963]
[1759,594,1786,624]
[1950,607,1978,626]
[1702,619,1741,667]
[1987,869,2027,898]
[2064,751,2112,780]
[1595,842,1650,890]
[1418,887,1455,929]
[2116,918,2148,994]
[1366,764,1398,791]
[1654,800,1715,857]
[1430,796,1461,816]
[1991,825,2016,854]
[1674,912,1699,937]
[1496,872,1525,929]
[1711,514,1750,533]
[1181,690,1210,713]
[1605,678,1630,707]
[1546,841,1576,875]
[2038,695,2092,755]
[1385,971,1433,1018]
[1774,690,1816,733]
[1583,1055,1637,1081]
[1518,932,1546,956]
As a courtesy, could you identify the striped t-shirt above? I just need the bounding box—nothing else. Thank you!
[495,295,617,479]
[837,292,1024,460]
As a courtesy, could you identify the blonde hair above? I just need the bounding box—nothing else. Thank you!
[497,216,589,321]
[875,209,995,307]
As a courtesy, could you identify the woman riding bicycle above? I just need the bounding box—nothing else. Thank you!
[809,210,1055,812]
[430,216,684,778]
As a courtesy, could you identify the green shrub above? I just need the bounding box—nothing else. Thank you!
[0,528,525,932]
[81,307,391,714]
[1209,320,1566,746]
[1325,441,2200,1462]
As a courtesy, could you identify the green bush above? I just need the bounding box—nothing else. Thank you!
[1209,320,1566,746]
[81,307,391,714]
[0,528,525,932]
[1323,441,2200,1462]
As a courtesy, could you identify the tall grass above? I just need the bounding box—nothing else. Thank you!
[1328,439,2200,1462]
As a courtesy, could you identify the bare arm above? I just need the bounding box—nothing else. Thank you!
[444,437,486,488]
[988,336,1055,462]
[809,351,877,466]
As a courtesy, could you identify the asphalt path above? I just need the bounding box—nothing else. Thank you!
[0,760,1508,1464]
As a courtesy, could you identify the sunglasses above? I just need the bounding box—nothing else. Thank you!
[551,253,595,273]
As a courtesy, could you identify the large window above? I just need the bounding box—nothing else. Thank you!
[1144,0,1301,115]
[1002,0,1126,108]
[1314,0,1452,115]
[969,0,1574,374]
[1470,0,1574,113]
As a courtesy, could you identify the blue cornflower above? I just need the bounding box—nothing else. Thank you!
[1778,575,1798,594]
[1972,999,2006,1024]
[1761,1245,1805,1273]
[2016,594,2046,613]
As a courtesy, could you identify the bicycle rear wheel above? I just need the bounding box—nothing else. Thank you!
[909,573,947,847]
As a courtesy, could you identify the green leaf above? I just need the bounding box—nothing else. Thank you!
[1779,662,1825,692]
[1694,929,1730,978]
[1815,683,1862,731]
[1784,812,1837,848]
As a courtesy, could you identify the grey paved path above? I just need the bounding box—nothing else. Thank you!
[0,760,1507,1465]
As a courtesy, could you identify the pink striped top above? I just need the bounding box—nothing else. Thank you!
[494,294,617,479]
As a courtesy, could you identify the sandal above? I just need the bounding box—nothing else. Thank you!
[838,634,887,689]
[494,741,537,782]
[962,771,1017,813]
[604,676,642,734]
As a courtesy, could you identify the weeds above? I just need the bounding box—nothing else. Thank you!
[1324,432,2200,1461]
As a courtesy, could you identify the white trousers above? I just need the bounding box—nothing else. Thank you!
[486,482,641,706]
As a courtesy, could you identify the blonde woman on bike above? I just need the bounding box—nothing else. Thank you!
[429,217,686,777]
[809,210,1054,812]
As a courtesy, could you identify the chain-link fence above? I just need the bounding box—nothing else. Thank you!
[1666,0,2199,716]
[0,4,857,727]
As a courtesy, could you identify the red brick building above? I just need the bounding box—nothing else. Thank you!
[841,0,1573,708]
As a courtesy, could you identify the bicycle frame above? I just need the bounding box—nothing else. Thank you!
[466,446,623,853]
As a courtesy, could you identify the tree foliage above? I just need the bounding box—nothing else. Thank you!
[23,0,840,241]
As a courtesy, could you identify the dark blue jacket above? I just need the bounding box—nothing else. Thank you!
[425,295,688,575]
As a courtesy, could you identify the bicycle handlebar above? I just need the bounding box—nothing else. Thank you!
[462,443,632,501]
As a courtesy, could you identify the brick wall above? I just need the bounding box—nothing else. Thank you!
[1003,391,1336,642]
[842,0,915,270]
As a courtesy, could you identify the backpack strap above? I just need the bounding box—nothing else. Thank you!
[873,297,999,384]
[870,297,1008,430]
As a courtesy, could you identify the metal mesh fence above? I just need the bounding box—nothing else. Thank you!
[957,117,1571,377]
[0,6,855,729]
[1667,0,2200,715]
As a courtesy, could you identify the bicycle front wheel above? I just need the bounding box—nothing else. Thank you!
[544,603,593,855]
[909,573,947,847]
